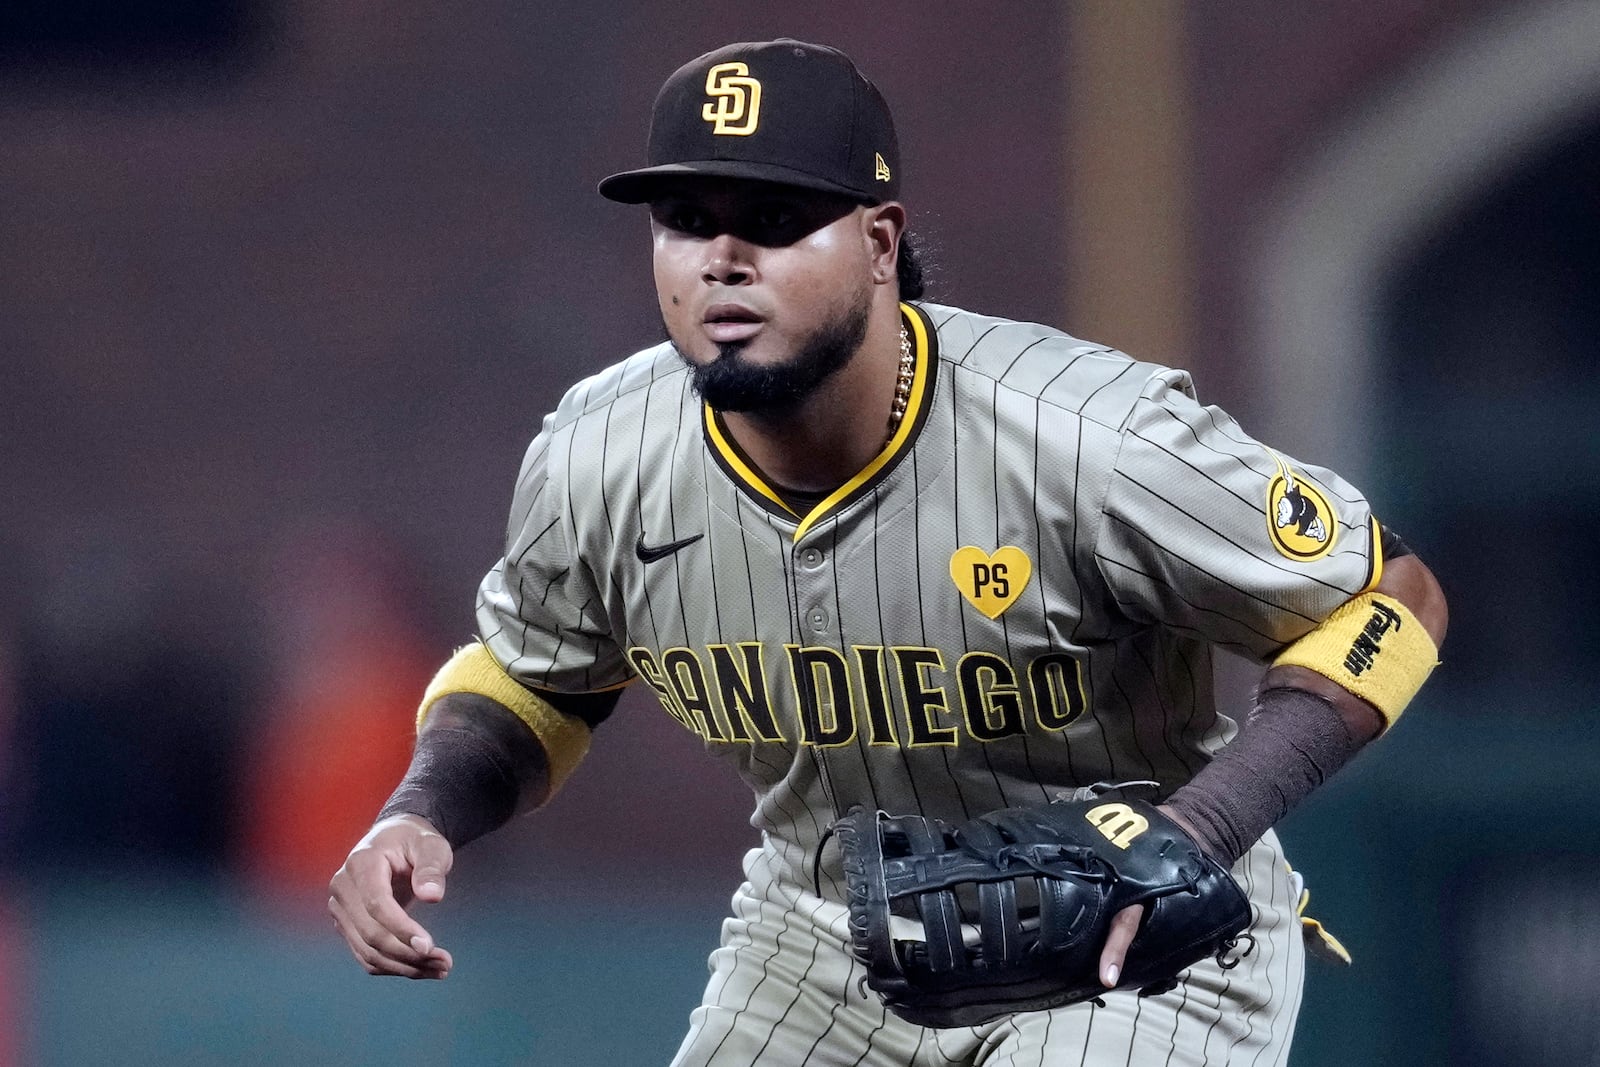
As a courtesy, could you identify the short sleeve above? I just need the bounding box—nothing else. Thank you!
[1091,370,1380,661]
[475,418,630,693]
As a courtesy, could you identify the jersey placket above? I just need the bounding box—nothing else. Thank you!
[794,542,833,639]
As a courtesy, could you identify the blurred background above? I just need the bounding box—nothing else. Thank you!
[2,0,1597,1063]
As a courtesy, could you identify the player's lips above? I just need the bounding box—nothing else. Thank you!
[703,303,764,343]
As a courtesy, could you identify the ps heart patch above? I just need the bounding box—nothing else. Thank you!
[949,546,1032,619]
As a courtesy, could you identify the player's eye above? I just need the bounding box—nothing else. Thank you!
[738,202,817,246]
[672,209,708,233]
[653,203,712,236]
[753,204,795,230]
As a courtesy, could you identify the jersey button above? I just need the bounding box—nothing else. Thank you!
[799,547,824,569]
[807,607,829,632]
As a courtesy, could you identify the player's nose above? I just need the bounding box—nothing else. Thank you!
[701,233,755,286]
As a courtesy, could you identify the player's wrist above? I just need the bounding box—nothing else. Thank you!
[1159,791,1238,866]
[367,812,441,836]
[1153,803,1209,858]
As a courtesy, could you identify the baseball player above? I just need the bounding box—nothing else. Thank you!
[329,39,1447,1066]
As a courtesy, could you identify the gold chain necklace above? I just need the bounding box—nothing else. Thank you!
[885,322,914,443]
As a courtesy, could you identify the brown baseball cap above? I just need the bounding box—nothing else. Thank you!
[598,39,901,205]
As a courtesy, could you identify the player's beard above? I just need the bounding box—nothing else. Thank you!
[669,288,872,415]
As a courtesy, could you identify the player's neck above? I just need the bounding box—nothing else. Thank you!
[719,298,906,494]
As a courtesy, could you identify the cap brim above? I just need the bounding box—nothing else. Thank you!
[598,160,878,204]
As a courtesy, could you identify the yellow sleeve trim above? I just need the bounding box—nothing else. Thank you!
[1273,592,1439,730]
[1360,515,1384,595]
[416,642,592,797]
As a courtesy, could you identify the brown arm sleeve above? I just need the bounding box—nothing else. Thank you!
[1165,554,1448,863]
[376,688,621,849]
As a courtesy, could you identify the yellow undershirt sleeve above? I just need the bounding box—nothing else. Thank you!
[416,641,593,797]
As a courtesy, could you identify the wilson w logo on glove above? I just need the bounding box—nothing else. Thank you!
[1085,802,1149,848]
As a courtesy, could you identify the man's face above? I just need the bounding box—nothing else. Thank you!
[650,179,876,413]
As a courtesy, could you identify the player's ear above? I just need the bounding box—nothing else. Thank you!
[864,202,906,286]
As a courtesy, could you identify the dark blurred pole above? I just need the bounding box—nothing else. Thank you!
[1064,0,1195,369]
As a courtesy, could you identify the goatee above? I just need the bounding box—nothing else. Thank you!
[671,292,871,415]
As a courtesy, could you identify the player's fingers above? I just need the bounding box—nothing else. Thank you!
[329,874,406,950]
[329,893,399,970]
[404,830,454,904]
[1099,903,1145,988]
[329,862,422,946]
[355,941,450,980]
[360,887,444,958]
[404,930,455,965]
[354,940,450,979]
[331,844,452,962]
[330,895,450,975]
[422,945,454,970]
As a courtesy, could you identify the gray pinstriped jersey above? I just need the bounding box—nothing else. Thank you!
[476,301,1379,894]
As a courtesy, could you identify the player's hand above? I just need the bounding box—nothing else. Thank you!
[1098,804,1204,988]
[328,814,456,979]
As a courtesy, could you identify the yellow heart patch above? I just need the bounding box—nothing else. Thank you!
[949,546,1032,619]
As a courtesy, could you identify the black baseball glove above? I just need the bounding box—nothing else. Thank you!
[834,793,1253,1028]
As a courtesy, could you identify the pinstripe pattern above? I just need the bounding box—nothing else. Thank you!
[669,834,1302,1066]
[474,303,1370,1063]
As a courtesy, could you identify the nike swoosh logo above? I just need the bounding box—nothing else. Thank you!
[635,532,704,564]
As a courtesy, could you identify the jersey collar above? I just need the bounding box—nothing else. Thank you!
[703,302,939,540]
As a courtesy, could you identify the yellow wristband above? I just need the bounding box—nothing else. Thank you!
[1272,593,1439,730]
[417,642,592,797]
